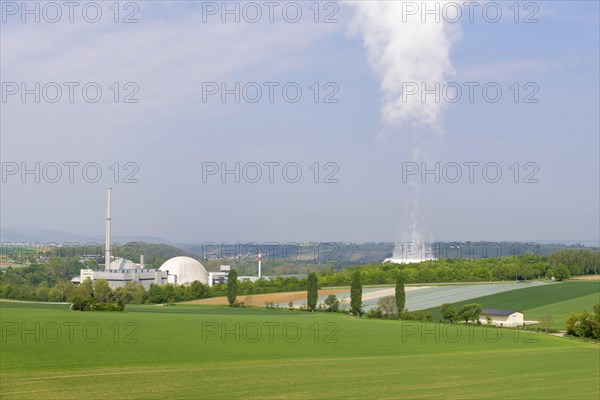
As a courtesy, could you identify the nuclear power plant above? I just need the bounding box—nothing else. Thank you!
[384,242,437,264]
[72,188,263,289]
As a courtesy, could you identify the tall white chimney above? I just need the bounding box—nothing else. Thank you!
[258,249,262,279]
[104,187,112,270]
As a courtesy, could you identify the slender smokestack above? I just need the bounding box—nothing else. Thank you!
[140,254,144,270]
[104,187,112,270]
[258,249,262,279]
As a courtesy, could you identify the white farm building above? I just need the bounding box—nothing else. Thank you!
[481,309,524,327]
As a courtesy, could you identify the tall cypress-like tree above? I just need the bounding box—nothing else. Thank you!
[307,272,318,311]
[350,270,362,316]
[226,269,238,307]
[395,277,406,317]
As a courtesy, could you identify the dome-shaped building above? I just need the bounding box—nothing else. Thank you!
[159,256,208,285]
[109,258,138,270]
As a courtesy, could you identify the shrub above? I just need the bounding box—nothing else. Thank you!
[70,296,85,311]
[566,304,600,340]
[409,310,433,321]
[546,264,571,281]
[377,296,397,317]
[440,303,457,323]
[324,294,340,312]
[365,309,382,319]
[458,304,483,323]
[398,309,432,321]
[70,296,124,312]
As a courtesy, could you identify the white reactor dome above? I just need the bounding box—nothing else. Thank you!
[159,256,208,285]
[109,258,138,270]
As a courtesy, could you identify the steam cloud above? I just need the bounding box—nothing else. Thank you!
[348,1,461,261]
[348,1,460,129]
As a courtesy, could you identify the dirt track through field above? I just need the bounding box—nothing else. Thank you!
[570,275,600,281]
[182,288,349,306]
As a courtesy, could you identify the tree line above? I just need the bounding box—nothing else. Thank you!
[0,249,597,304]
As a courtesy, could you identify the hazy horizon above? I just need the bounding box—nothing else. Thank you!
[1,225,598,249]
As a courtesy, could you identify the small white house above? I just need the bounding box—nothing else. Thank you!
[481,309,524,327]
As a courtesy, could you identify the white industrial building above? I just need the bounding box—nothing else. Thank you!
[208,265,230,287]
[480,309,524,327]
[73,188,265,290]
[72,188,168,290]
[77,259,168,290]
[107,258,138,270]
[204,249,265,286]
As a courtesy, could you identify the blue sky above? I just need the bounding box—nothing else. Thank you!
[1,1,598,245]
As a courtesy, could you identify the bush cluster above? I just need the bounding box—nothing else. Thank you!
[365,308,433,321]
[70,296,125,312]
[566,304,600,340]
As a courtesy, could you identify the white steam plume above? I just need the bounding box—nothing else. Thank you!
[348,1,460,130]
[348,1,461,261]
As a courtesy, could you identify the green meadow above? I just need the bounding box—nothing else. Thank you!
[426,281,600,325]
[525,293,600,329]
[1,301,598,399]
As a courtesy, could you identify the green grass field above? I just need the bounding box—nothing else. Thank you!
[1,301,599,399]
[425,281,600,325]
[525,294,600,329]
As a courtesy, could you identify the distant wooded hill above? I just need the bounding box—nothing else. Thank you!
[3,241,596,277]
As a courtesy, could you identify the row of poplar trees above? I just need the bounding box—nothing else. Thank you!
[307,271,406,316]
[226,269,407,314]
